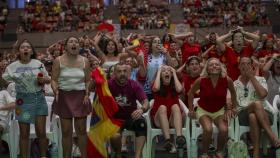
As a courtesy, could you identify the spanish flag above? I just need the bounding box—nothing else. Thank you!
[87,67,122,158]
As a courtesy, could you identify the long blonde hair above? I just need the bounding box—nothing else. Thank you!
[200,57,227,77]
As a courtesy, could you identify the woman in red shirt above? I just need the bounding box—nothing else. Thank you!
[188,58,238,158]
[151,65,185,152]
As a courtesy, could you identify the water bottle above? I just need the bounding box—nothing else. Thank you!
[50,143,58,158]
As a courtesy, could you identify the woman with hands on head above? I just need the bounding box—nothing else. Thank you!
[188,58,238,158]
[51,36,91,158]
[151,64,186,152]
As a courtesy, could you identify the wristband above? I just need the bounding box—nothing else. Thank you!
[141,107,148,113]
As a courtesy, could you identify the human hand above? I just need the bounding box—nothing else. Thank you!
[131,109,143,120]
[188,111,196,119]
[83,94,90,105]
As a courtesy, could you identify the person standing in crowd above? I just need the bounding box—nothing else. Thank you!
[93,32,119,71]
[170,32,201,64]
[233,57,280,158]
[51,36,91,158]
[2,40,51,158]
[188,58,237,158]
[143,37,171,100]
[216,27,260,80]
[151,65,186,152]
[109,63,149,158]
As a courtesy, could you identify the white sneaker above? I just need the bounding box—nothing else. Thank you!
[121,144,128,152]
[169,144,177,154]
[72,144,81,157]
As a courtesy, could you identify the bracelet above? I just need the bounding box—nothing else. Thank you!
[141,107,148,113]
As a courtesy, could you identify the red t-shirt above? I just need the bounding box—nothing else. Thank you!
[181,42,201,64]
[151,85,180,118]
[198,77,228,112]
[224,44,254,80]
[182,74,199,107]
[257,49,279,58]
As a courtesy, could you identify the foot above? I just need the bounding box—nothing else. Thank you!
[215,151,224,158]
[163,139,173,152]
[176,136,186,149]
[200,153,209,158]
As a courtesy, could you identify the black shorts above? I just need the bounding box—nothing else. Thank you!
[121,116,147,137]
[238,108,273,126]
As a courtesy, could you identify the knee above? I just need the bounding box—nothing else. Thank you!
[20,131,29,139]
[75,124,87,136]
[249,113,258,124]
[171,104,180,113]
[36,130,47,138]
[253,101,263,111]
[203,125,213,134]
[61,127,73,138]
[158,105,167,115]
[218,124,228,134]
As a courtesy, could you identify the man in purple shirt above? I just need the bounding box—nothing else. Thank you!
[109,63,149,158]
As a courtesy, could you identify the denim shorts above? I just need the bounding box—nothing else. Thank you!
[15,90,48,124]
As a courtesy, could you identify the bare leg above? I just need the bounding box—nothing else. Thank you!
[110,133,122,158]
[74,117,87,158]
[199,115,213,154]
[169,104,182,136]
[19,123,30,158]
[35,116,47,157]
[154,105,170,140]
[134,136,146,158]
[214,115,228,158]
[247,101,279,144]
[60,118,73,158]
[248,113,261,158]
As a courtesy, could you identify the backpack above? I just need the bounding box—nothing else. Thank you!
[228,140,249,158]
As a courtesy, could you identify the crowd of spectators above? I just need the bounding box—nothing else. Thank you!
[182,0,271,28]
[1,27,280,157]
[19,0,105,33]
[0,6,8,33]
[118,0,170,30]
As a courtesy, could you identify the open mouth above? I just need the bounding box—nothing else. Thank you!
[71,46,77,51]
[23,52,28,56]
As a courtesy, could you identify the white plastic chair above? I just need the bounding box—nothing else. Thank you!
[145,99,191,158]
[189,98,235,158]
[1,113,17,158]
[234,99,279,156]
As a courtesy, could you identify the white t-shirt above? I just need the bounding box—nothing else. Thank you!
[2,59,49,93]
[234,76,272,113]
[0,90,15,120]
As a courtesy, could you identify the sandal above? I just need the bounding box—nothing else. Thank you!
[200,153,209,158]
[163,139,173,152]
[214,151,224,158]
[176,136,186,149]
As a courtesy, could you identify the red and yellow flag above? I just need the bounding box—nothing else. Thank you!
[87,67,122,158]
